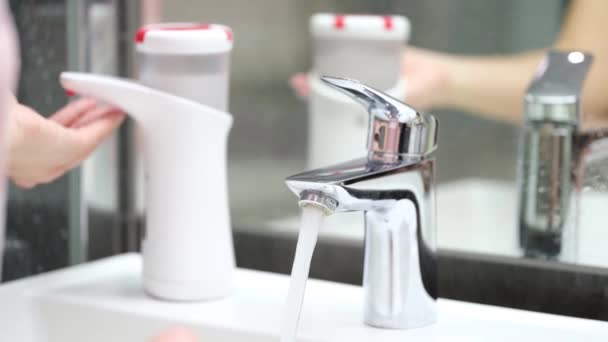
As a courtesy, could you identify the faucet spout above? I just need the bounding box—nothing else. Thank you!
[298,190,338,215]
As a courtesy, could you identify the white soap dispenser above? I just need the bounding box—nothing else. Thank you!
[60,23,235,301]
[307,14,410,168]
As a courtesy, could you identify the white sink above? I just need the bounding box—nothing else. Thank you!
[0,254,606,341]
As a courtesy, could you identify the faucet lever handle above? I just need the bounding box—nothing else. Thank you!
[320,76,417,122]
[321,76,438,163]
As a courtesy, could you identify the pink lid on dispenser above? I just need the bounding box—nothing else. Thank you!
[311,14,409,41]
[135,23,234,54]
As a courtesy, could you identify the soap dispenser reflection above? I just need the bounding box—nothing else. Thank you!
[307,14,410,168]
[60,23,235,301]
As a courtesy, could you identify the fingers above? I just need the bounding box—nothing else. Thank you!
[9,107,124,189]
[50,97,97,126]
[71,109,125,158]
[7,98,125,189]
[289,73,310,99]
[70,103,122,128]
[151,327,198,342]
[36,110,125,181]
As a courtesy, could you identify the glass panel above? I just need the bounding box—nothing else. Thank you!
[2,0,124,281]
[3,0,72,281]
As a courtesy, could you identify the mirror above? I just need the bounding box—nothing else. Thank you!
[5,0,607,321]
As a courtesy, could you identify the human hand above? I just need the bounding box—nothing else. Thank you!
[151,327,198,342]
[288,46,453,111]
[6,94,125,188]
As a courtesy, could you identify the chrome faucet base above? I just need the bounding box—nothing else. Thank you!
[286,77,438,329]
[361,168,437,329]
[288,157,438,329]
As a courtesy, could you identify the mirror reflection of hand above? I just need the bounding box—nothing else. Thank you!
[6,94,125,188]
[151,327,198,342]
[288,46,452,111]
[398,46,452,111]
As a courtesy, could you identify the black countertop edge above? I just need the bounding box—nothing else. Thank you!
[233,229,608,321]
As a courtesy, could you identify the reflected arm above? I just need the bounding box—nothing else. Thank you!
[427,0,608,127]
[439,50,544,124]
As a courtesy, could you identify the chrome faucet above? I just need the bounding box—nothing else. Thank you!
[518,50,608,261]
[285,77,438,329]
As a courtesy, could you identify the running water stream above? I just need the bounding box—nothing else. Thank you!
[280,205,327,342]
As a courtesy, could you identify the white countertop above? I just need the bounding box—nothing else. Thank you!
[1,254,607,341]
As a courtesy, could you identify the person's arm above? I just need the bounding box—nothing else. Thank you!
[436,0,608,124]
[554,0,608,126]
[290,0,608,125]
[437,51,544,123]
